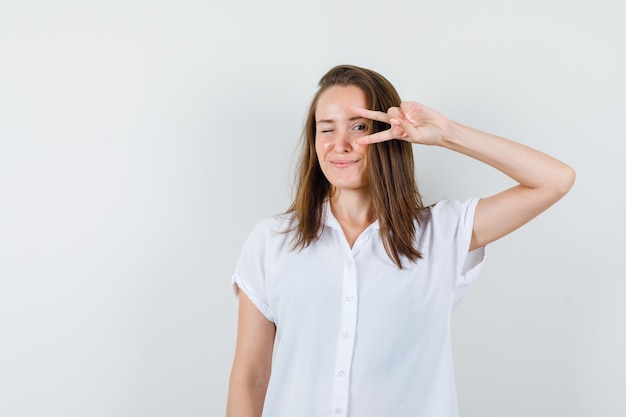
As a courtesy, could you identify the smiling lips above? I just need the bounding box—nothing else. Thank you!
[331,160,358,168]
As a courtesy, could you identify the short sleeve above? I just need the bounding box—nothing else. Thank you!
[231,219,276,322]
[456,198,486,306]
[429,198,487,307]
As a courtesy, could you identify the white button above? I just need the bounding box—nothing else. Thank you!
[343,331,352,338]
[346,296,353,302]
[337,371,345,377]
[346,259,353,266]
[363,235,370,241]
[335,408,343,414]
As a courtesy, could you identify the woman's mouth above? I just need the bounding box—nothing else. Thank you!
[331,160,357,169]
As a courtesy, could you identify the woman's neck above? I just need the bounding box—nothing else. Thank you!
[330,188,376,247]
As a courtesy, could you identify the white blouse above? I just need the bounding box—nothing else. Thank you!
[232,198,486,417]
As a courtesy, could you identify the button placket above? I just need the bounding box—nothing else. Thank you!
[331,255,358,416]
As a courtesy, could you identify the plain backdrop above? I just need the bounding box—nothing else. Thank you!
[1,1,624,416]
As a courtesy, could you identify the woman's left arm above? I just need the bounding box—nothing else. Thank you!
[353,102,576,250]
[437,122,575,250]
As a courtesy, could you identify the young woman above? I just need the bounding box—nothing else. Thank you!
[226,65,575,417]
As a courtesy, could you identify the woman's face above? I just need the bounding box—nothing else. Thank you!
[315,85,371,192]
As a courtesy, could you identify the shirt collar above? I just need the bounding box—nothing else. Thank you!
[322,200,380,232]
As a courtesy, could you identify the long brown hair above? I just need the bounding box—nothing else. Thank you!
[286,64,425,268]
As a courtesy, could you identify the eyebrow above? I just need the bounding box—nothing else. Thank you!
[316,116,367,125]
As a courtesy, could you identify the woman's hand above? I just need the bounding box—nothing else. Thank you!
[352,102,451,146]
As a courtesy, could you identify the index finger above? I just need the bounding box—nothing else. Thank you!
[356,129,397,145]
[351,106,391,124]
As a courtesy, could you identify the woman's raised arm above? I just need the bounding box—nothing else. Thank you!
[353,102,576,250]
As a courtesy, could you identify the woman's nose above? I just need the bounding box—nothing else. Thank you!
[334,130,353,152]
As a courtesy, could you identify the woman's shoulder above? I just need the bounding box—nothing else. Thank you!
[428,198,480,216]
[423,198,480,229]
[244,212,296,242]
[416,198,481,252]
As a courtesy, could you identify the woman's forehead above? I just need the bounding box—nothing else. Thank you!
[315,85,367,121]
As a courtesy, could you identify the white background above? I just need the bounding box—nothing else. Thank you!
[1,1,624,416]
